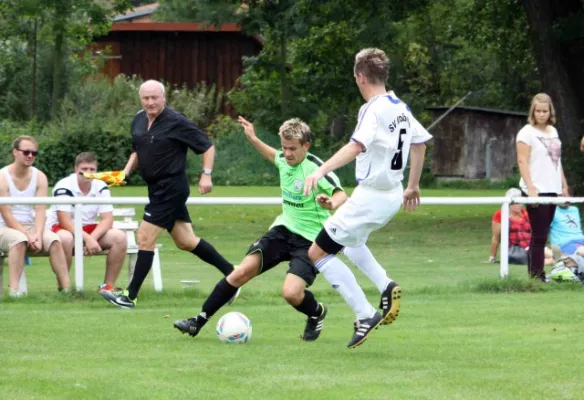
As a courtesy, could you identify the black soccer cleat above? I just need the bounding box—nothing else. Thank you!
[380,281,401,325]
[301,304,327,342]
[347,311,382,349]
[174,317,206,337]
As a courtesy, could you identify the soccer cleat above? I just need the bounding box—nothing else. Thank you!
[380,281,402,325]
[98,283,122,292]
[174,317,206,337]
[227,287,242,306]
[347,311,382,349]
[100,289,136,309]
[301,304,328,342]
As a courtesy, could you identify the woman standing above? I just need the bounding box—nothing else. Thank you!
[516,93,568,281]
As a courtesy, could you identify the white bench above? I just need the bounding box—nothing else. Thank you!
[0,208,163,296]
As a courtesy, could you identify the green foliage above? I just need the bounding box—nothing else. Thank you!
[35,128,135,186]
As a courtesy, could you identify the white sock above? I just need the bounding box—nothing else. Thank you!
[315,255,376,320]
[343,245,392,293]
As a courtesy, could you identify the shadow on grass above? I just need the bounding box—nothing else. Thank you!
[468,277,583,293]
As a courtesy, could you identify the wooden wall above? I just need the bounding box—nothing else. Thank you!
[429,107,528,179]
[95,31,261,92]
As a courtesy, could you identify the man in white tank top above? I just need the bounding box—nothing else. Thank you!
[303,48,432,348]
[0,136,70,295]
[47,152,126,292]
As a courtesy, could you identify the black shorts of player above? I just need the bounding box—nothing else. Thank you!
[144,176,191,232]
[315,228,344,255]
[246,225,318,286]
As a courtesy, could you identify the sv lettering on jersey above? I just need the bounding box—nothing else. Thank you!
[389,113,410,133]
[283,199,304,208]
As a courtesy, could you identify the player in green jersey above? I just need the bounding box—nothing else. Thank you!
[174,117,392,343]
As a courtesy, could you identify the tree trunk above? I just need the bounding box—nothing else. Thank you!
[278,32,288,119]
[50,23,65,119]
[522,0,584,146]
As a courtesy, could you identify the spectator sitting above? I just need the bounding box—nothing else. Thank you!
[549,187,584,256]
[0,135,70,296]
[490,188,556,265]
[47,152,127,292]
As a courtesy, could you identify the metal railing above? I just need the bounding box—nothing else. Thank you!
[1,195,580,291]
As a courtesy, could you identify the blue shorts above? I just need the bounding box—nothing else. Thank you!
[560,239,584,255]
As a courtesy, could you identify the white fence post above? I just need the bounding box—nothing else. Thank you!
[74,204,84,292]
[500,200,510,278]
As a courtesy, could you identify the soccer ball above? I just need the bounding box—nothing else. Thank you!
[216,312,252,344]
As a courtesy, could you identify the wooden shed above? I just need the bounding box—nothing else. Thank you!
[93,3,262,93]
[427,106,528,180]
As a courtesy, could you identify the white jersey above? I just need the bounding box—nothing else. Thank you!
[351,92,432,190]
[47,173,113,227]
[0,166,39,226]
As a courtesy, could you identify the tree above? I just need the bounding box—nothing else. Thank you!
[0,0,132,119]
[522,0,584,145]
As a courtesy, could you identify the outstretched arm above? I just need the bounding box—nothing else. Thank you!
[303,141,362,196]
[238,116,277,164]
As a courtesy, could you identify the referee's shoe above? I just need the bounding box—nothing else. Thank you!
[100,289,136,309]
[380,281,401,325]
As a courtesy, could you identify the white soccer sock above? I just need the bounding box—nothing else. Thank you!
[343,245,392,293]
[315,255,376,320]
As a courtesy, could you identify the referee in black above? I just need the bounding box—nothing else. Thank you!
[101,80,236,309]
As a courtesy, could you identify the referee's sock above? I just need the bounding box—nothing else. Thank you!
[201,278,239,319]
[191,238,234,276]
[127,250,155,300]
[292,290,323,318]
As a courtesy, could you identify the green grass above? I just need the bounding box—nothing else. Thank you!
[1,187,583,400]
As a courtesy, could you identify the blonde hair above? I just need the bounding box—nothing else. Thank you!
[278,118,311,145]
[354,48,389,85]
[12,135,37,150]
[528,93,556,126]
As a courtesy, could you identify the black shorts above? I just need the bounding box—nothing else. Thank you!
[246,225,318,286]
[144,176,191,232]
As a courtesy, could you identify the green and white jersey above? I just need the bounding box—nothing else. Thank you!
[270,151,343,241]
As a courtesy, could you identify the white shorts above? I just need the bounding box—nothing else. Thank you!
[324,185,403,247]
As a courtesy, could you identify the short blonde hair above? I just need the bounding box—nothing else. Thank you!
[278,118,311,145]
[528,93,556,126]
[354,48,389,85]
[12,135,37,150]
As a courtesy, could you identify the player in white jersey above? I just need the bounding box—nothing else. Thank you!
[48,152,127,292]
[304,48,432,348]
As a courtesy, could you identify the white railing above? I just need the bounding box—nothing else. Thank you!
[1,196,581,291]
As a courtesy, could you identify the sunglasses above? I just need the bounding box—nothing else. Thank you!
[16,149,38,157]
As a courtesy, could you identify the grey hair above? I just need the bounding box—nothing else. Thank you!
[139,80,165,95]
[505,188,522,198]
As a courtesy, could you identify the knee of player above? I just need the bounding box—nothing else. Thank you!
[228,264,256,286]
[281,284,303,305]
[175,239,195,252]
[137,230,157,250]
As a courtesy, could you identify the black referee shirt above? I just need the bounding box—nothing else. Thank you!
[131,107,212,184]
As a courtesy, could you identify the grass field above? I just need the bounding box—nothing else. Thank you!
[1,187,583,400]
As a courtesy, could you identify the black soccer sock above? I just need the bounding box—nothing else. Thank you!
[292,290,322,318]
[201,278,239,319]
[191,238,234,276]
[127,250,155,300]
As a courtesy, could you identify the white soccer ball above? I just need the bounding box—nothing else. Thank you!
[216,312,252,344]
